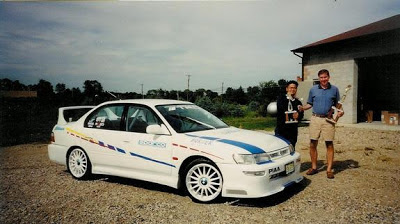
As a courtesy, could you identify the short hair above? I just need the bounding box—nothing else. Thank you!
[318,69,330,77]
[286,80,298,87]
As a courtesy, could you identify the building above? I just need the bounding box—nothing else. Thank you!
[292,14,400,124]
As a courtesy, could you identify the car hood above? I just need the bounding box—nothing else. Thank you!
[184,127,289,155]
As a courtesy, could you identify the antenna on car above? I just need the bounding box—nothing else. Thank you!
[106,91,121,100]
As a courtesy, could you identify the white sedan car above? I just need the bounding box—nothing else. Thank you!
[48,99,303,203]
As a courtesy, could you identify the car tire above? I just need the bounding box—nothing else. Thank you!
[184,158,223,203]
[67,148,92,180]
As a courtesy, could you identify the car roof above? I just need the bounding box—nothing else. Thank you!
[99,99,193,107]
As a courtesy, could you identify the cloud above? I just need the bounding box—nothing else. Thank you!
[0,1,399,92]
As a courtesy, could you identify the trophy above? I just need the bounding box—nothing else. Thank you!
[326,85,352,124]
[285,96,298,123]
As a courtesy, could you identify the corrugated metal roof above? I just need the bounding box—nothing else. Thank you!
[292,14,400,52]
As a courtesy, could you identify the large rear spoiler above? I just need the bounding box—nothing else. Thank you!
[57,106,96,125]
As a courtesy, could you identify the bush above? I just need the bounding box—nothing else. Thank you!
[195,97,245,118]
[248,101,260,112]
[195,96,214,113]
[258,104,268,117]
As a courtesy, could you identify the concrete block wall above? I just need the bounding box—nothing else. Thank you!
[297,60,358,124]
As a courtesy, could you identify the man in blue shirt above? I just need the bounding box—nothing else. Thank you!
[299,69,343,179]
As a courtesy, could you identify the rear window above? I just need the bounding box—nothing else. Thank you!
[63,108,93,122]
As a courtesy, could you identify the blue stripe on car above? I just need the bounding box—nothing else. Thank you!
[257,160,273,165]
[116,147,126,154]
[186,134,265,154]
[217,139,265,154]
[284,181,295,188]
[129,152,176,168]
[274,134,291,145]
[54,126,64,131]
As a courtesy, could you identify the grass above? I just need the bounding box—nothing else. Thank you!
[222,112,277,131]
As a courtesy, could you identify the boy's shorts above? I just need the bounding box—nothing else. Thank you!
[309,115,335,141]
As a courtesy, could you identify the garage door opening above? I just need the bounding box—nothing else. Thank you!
[356,54,400,122]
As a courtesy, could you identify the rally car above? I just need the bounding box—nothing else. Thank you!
[48,99,303,203]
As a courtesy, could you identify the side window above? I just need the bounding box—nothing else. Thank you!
[126,106,161,133]
[86,105,124,130]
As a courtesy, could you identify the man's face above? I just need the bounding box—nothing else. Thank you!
[319,73,330,87]
[286,83,297,96]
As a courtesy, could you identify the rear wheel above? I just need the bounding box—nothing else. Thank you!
[184,159,223,203]
[67,148,92,179]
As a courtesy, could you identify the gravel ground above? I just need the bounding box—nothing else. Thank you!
[1,126,399,223]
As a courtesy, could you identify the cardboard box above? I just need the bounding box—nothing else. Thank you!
[366,110,373,123]
[381,111,389,124]
[388,113,399,125]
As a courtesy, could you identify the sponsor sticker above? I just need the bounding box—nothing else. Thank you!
[138,140,167,148]
[190,138,213,145]
[268,166,281,174]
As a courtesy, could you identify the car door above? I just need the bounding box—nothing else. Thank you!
[118,104,174,175]
[83,104,127,172]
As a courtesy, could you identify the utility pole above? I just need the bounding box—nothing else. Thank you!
[186,74,191,101]
[221,82,224,102]
[141,84,144,99]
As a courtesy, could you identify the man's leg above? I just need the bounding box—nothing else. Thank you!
[325,141,334,172]
[310,140,318,170]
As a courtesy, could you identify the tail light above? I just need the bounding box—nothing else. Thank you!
[50,132,55,143]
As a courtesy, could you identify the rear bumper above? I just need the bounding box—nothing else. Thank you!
[218,152,303,198]
[48,143,68,166]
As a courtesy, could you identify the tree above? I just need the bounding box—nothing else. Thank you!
[224,86,247,105]
[83,80,103,104]
[235,86,247,105]
[55,83,66,94]
[0,79,27,91]
[247,86,260,103]
[278,79,288,95]
[36,79,54,101]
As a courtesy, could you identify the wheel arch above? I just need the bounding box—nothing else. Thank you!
[66,145,87,161]
[177,155,220,190]
[66,146,93,176]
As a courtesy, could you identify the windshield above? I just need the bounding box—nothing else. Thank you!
[156,104,229,133]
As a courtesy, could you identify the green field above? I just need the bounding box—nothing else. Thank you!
[222,115,277,131]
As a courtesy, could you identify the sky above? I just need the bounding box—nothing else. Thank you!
[0,1,399,94]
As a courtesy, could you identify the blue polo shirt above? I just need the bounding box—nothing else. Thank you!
[307,83,340,115]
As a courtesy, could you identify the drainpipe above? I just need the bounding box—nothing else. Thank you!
[292,51,304,81]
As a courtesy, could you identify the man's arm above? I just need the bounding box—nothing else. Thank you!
[298,103,312,112]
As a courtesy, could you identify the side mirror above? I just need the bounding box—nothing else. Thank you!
[146,124,170,135]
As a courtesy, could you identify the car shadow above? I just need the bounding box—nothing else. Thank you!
[99,174,184,196]
[223,177,311,207]
[62,170,184,196]
[62,170,314,205]
[301,159,360,174]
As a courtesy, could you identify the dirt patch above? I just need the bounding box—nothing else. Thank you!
[1,127,399,223]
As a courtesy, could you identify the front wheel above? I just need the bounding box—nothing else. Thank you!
[67,148,92,179]
[185,159,223,203]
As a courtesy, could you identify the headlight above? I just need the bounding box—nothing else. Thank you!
[289,144,295,154]
[233,153,272,165]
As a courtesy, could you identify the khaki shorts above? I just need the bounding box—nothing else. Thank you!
[309,116,335,141]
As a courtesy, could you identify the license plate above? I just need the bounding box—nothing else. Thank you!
[285,162,295,175]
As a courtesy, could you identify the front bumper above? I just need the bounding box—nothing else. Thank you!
[218,152,303,198]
